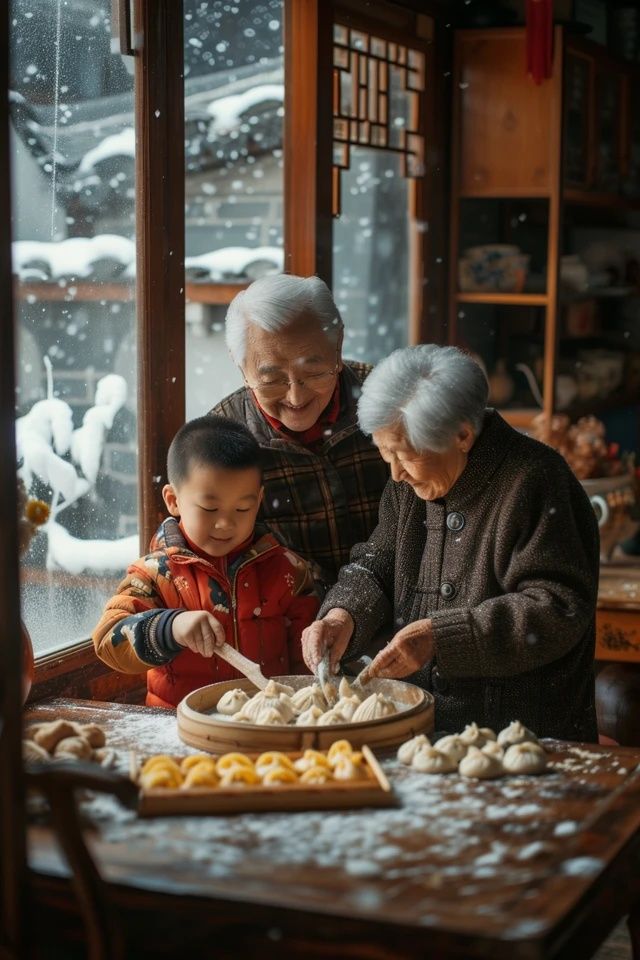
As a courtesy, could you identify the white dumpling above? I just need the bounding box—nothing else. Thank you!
[338,676,362,702]
[290,684,328,713]
[397,734,431,765]
[295,705,324,726]
[334,695,361,722]
[433,734,467,763]
[217,688,250,716]
[263,678,294,697]
[497,720,538,748]
[256,705,288,725]
[481,740,504,760]
[459,722,489,747]
[502,741,547,775]
[459,746,503,780]
[412,746,457,774]
[351,692,396,723]
[316,708,345,726]
[232,694,265,723]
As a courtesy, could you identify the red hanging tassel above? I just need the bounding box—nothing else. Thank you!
[526,0,553,84]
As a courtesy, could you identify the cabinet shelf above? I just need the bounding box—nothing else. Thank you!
[455,292,548,306]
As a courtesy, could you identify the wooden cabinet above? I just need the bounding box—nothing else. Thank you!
[449,26,640,431]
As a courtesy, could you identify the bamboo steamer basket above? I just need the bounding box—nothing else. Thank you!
[177,675,434,753]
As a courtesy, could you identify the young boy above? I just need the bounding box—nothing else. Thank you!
[92,415,318,708]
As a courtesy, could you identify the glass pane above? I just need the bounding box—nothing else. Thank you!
[183,0,284,417]
[11,0,138,655]
[333,148,410,364]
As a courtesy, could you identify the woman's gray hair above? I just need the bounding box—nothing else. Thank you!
[358,344,489,452]
[225,274,344,365]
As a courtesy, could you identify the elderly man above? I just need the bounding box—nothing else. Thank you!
[210,274,388,592]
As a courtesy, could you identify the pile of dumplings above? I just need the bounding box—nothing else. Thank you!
[22,718,114,767]
[397,720,547,779]
[216,678,397,727]
[139,739,367,790]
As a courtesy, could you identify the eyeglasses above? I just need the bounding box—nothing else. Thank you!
[244,365,340,400]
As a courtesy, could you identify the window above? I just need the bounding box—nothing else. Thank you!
[11,0,138,655]
[182,0,285,417]
[332,23,427,362]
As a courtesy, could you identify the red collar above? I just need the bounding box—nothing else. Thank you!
[252,381,341,446]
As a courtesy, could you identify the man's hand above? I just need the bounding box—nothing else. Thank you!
[367,618,434,679]
[301,608,355,673]
[172,611,226,658]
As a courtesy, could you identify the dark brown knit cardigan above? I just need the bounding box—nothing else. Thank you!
[320,410,600,741]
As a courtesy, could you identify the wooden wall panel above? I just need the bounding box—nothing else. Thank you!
[457,29,556,197]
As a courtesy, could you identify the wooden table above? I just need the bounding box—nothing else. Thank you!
[25,698,640,960]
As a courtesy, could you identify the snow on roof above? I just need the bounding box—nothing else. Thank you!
[78,127,135,174]
[12,235,135,281]
[206,83,284,133]
[184,245,283,280]
[12,236,283,283]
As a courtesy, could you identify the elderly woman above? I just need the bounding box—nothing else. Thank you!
[302,344,600,741]
[210,274,388,591]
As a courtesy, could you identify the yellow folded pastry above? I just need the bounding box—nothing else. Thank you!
[333,757,366,780]
[255,751,295,775]
[262,766,298,785]
[140,765,183,789]
[293,749,331,773]
[180,754,217,774]
[181,762,220,789]
[216,752,255,774]
[219,764,260,786]
[140,755,182,777]
[327,739,353,765]
[299,765,332,784]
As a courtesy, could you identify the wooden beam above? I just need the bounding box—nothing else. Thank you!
[284,0,334,282]
[135,0,186,549]
[0,2,27,954]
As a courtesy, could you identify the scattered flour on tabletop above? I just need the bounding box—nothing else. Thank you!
[561,857,604,877]
[553,821,579,837]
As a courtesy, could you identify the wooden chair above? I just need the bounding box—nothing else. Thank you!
[25,761,139,960]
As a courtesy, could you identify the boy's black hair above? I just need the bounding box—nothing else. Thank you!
[167,415,262,487]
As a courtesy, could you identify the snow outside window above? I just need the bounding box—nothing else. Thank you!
[182,0,284,417]
[11,0,139,654]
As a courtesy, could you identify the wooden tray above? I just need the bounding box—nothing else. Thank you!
[131,744,395,817]
[177,675,434,754]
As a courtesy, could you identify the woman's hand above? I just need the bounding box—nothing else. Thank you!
[367,618,434,679]
[172,611,226,658]
[301,608,355,673]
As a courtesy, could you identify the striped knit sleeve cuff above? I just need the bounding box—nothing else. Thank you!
[118,609,183,666]
[429,608,476,678]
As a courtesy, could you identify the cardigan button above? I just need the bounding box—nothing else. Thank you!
[440,581,456,600]
[432,667,449,694]
[446,511,465,532]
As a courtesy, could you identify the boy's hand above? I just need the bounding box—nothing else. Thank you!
[172,611,225,658]
[301,608,354,673]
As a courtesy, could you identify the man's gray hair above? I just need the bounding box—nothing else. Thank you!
[225,274,344,366]
[358,344,489,452]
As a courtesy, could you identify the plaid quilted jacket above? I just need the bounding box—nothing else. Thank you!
[210,361,389,592]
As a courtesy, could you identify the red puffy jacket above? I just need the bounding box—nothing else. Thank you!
[92,519,318,708]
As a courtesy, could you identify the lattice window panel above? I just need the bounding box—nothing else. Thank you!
[332,24,426,216]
